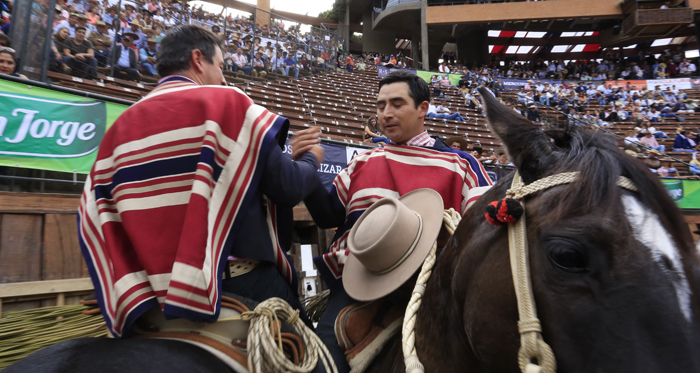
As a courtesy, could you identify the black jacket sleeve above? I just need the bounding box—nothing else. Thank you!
[258,143,320,208]
[303,177,346,229]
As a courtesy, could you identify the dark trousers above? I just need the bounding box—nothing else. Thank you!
[221,261,313,330]
[312,287,355,373]
[62,55,97,78]
[113,65,140,81]
[94,50,110,67]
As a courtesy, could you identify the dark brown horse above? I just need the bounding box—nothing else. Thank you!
[366,88,700,372]
[7,90,700,373]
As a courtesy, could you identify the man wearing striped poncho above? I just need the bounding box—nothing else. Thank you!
[301,71,493,373]
[79,25,324,339]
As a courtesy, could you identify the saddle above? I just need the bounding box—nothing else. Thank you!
[81,293,305,373]
[334,299,405,373]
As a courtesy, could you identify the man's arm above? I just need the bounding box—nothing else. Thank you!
[258,139,320,207]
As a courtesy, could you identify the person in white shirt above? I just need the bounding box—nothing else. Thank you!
[438,62,450,73]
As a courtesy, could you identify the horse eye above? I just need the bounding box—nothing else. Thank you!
[548,246,588,273]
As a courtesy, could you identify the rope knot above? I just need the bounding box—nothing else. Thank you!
[286,309,300,325]
[518,318,542,334]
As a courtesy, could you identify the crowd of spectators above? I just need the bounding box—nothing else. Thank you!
[0,0,342,81]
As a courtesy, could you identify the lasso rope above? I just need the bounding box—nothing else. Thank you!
[401,208,461,373]
[218,297,338,373]
[507,172,557,373]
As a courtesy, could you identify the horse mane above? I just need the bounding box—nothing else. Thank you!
[529,126,695,254]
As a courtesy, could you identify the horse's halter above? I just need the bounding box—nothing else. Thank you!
[506,171,637,373]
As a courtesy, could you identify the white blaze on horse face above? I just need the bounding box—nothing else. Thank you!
[622,195,692,322]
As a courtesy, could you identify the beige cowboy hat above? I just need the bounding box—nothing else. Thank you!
[343,189,444,302]
[445,136,469,150]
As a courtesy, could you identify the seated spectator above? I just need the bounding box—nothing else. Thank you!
[269,50,286,75]
[430,74,439,85]
[435,98,465,121]
[646,107,661,122]
[690,153,700,176]
[139,38,158,76]
[0,47,27,78]
[107,32,140,81]
[356,59,366,72]
[87,21,112,67]
[639,131,666,153]
[300,54,312,74]
[470,146,488,162]
[283,52,298,79]
[363,116,383,143]
[62,26,98,79]
[75,13,95,35]
[223,43,236,71]
[252,52,267,78]
[526,104,541,123]
[232,47,251,75]
[624,130,640,145]
[675,99,693,113]
[445,136,469,151]
[674,130,694,152]
[50,27,70,71]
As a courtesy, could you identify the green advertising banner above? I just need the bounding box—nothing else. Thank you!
[0,80,128,173]
[661,178,700,209]
[416,70,465,87]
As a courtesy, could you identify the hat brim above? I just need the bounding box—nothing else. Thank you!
[343,189,444,302]
[445,136,469,150]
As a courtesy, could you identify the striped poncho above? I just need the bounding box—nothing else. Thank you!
[78,76,291,338]
[311,141,493,288]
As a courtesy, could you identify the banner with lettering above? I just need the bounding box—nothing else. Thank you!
[661,178,700,209]
[283,138,371,191]
[377,66,416,77]
[0,79,128,173]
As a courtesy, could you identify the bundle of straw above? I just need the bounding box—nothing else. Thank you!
[301,289,330,323]
[0,305,108,370]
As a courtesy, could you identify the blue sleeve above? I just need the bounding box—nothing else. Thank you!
[139,48,147,61]
[258,143,320,208]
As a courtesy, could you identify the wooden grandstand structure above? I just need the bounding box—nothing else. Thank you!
[4,63,700,312]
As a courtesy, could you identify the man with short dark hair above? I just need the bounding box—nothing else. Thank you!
[62,26,97,78]
[302,71,493,372]
[283,51,299,79]
[80,25,324,340]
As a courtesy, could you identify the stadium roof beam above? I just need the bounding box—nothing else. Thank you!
[425,0,621,26]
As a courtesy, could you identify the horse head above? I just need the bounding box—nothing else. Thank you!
[414,89,700,373]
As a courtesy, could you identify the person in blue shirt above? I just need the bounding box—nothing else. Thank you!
[139,38,158,76]
[283,51,299,79]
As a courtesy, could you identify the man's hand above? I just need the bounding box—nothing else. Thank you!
[290,127,323,164]
[76,54,85,61]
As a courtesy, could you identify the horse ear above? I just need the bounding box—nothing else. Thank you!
[478,88,555,183]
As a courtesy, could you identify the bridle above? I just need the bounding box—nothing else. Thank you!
[402,171,638,373]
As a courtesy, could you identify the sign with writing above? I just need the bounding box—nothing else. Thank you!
[283,138,373,191]
[378,66,416,77]
[661,178,700,209]
[0,80,128,173]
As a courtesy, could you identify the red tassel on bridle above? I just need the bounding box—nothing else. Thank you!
[485,197,524,226]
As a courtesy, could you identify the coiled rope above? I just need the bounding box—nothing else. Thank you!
[401,208,462,373]
[218,297,338,373]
